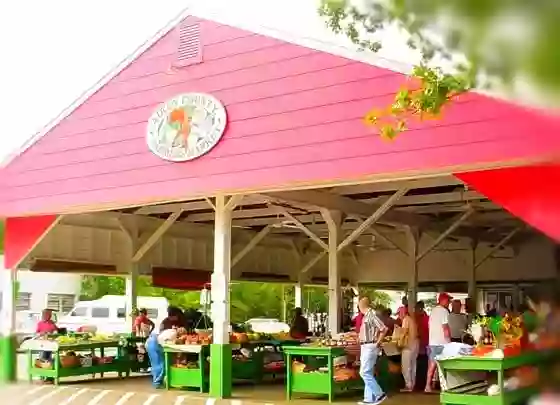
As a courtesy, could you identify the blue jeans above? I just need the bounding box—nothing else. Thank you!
[146,335,164,387]
[359,343,384,402]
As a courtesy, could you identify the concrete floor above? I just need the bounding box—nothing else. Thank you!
[8,354,439,405]
[3,376,440,405]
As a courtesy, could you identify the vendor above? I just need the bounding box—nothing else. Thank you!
[36,309,58,383]
[380,307,396,336]
[36,309,58,335]
[133,308,155,337]
[145,307,184,388]
[289,307,310,339]
[448,299,467,343]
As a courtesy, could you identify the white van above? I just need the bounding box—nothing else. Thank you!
[57,295,169,334]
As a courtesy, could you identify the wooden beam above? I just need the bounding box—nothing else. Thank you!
[334,176,462,195]
[134,200,208,215]
[232,225,273,267]
[474,228,522,269]
[265,189,427,227]
[416,208,474,262]
[277,208,328,251]
[132,210,183,262]
[300,251,326,273]
[337,187,409,252]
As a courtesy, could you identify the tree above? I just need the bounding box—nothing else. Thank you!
[358,287,392,308]
[319,0,560,139]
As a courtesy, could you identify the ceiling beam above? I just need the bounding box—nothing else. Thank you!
[334,176,462,195]
[263,189,427,227]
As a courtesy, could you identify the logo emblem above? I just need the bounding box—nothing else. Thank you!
[147,93,227,162]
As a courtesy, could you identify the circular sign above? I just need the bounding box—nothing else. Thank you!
[146,93,227,162]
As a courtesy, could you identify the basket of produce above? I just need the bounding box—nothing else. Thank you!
[334,367,359,382]
[60,355,80,368]
[98,356,115,365]
[79,356,93,367]
[35,359,54,369]
[292,361,306,373]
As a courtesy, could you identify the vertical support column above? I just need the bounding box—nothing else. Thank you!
[0,268,17,383]
[294,281,303,309]
[125,264,139,326]
[322,210,343,335]
[210,195,236,399]
[119,221,139,329]
[468,242,478,307]
[405,227,419,311]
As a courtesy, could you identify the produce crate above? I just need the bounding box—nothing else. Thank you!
[284,346,363,402]
[163,344,210,392]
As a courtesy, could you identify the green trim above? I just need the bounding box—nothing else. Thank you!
[209,344,232,399]
[0,335,17,382]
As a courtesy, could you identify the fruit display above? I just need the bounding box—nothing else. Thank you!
[292,359,360,382]
[38,333,117,346]
[305,333,360,348]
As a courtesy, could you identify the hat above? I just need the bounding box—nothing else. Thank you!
[438,292,452,302]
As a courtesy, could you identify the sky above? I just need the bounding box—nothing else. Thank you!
[0,0,426,165]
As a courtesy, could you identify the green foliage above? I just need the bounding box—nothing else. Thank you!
[319,0,560,138]
[357,287,393,310]
[80,276,393,324]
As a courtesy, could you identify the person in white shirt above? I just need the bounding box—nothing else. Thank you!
[425,293,451,393]
[448,299,467,343]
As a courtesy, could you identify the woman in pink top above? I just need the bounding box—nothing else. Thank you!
[36,309,58,334]
[36,309,58,383]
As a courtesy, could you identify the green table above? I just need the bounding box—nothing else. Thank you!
[438,350,559,405]
[284,346,363,402]
[121,335,150,373]
[23,339,129,385]
[164,344,210,392]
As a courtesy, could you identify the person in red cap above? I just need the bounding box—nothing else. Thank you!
[425,292,452,393]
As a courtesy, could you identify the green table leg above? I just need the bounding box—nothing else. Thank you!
[100,347,104,378]
[27,350,33,383]
[165,351,170,390]
[54,352,60,385]
[327,354,334,402]
[286,353,292,400]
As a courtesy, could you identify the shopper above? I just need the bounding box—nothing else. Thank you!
[289,307,310,339]
[353,305,364,332]
[358,296,389,404]
[396,296,408,327]
[425,293,451,393]
[145,307,184,388]
[414,300,430,391]
[133,308,155,337]
[397,306,419,393]
[448,299,467,343]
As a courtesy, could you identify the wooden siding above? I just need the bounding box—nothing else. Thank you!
[1,17,560,216]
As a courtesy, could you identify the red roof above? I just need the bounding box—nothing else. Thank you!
[1,16,559,217]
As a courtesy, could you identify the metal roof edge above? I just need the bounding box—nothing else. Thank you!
[0,6,193,169]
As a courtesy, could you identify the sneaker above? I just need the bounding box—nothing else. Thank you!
[357,402,375,405]
[374,394,387,404]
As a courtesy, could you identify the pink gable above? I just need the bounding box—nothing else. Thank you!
[1,16,560,217]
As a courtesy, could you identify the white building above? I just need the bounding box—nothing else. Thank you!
[0,255,81,315]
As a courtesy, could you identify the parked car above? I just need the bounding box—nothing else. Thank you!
[245,318,290,334]
[57,295,169,334]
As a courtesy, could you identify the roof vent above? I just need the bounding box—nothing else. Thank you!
[175,20,202,67]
